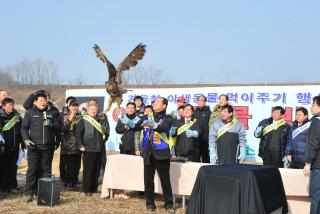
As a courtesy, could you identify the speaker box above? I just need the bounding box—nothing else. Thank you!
[37,176,61,206]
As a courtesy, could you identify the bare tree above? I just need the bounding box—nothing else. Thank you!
[48,61,59,85]
[3,58,60,85]
[74,71,84,85]
[148,67,170,85]
[122,66,171,86]
[0,68,14,88]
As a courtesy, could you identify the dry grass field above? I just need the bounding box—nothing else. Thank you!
[0,149,185,214]
[0,86,188,213]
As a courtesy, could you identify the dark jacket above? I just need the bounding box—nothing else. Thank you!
[305,114,320,169]
[173,117,201,162]
[115,114,142,151]
[61,113,81,154]
[0,109,23,151]
[193,106,211,141]
[254,117,290,159]
[285,119,309,162]
[136,104,145,118]
[21,105,61,150]
[141,110,173,161]
[76,114,110,152]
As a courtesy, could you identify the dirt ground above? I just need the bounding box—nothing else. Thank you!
[0,149,185,214]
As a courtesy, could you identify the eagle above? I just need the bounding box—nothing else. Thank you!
[93,43,146,112]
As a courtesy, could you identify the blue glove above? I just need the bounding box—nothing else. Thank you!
[254,126,264,137]
[186,129,198,138]
[170,127,177,136]
[237,146,246,163]
[142,120,158,129]
[209,147,217,164]
[282,156,290,168]
[171,146,176,157]
[120,116,135,128]
[126,118,135,129]
[0,134,5,144]
[120,116,127,124]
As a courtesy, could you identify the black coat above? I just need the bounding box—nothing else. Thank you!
[173,117,201,162]
[305,114,320,169]
[285,119,309,162]
[193,106,211,141]
[21,105,61,150]
[136,104,145,118]
[115,114,142,151]
[0,109,23,151]
[60,113,81,154]
[76,114,110,152]
[255,117,290,159]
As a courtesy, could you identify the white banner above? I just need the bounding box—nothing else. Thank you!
[66,85,320,161]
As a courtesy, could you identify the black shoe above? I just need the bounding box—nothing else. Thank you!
[84,192,92,197]
[146,204,156,211]
[9,188,20,194]
[25,195,33,203]
[0,192,7,199]
[166,207,175,214]
[65,184,73,191]
[69,184,79,191]
[165,205,175,214]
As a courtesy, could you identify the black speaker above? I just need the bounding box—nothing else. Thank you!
[37,176,61,206]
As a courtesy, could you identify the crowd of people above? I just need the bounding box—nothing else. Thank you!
[1,88,320,213]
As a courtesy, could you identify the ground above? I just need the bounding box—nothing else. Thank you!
[0,149,185,214]
[0,86,185,213]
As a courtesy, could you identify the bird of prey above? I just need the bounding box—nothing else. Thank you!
[93,43,146,112]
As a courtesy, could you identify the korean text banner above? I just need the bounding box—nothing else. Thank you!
[66,85,320,161]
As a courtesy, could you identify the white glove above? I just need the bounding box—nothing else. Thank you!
[24,139,35,149]
[141,120,158,129]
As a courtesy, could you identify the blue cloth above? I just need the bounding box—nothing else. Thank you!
[310,169,320,214]
[140,114,170,151]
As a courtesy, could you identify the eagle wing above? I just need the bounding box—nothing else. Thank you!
[117,43,146,84]
[93,44,118,81]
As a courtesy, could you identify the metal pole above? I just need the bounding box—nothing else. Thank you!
[109,189,113,199]
[182,195,186,209]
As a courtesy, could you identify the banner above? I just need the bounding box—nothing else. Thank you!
[66,84,320,161]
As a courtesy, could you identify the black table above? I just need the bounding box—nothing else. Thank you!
[186,164,288,214]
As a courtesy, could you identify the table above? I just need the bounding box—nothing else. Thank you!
[186,164,287,214]
[101,154,310,213]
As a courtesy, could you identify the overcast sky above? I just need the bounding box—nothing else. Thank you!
[1,1,319,85]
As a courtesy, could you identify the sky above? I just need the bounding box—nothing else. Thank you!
[1,1,319,85]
